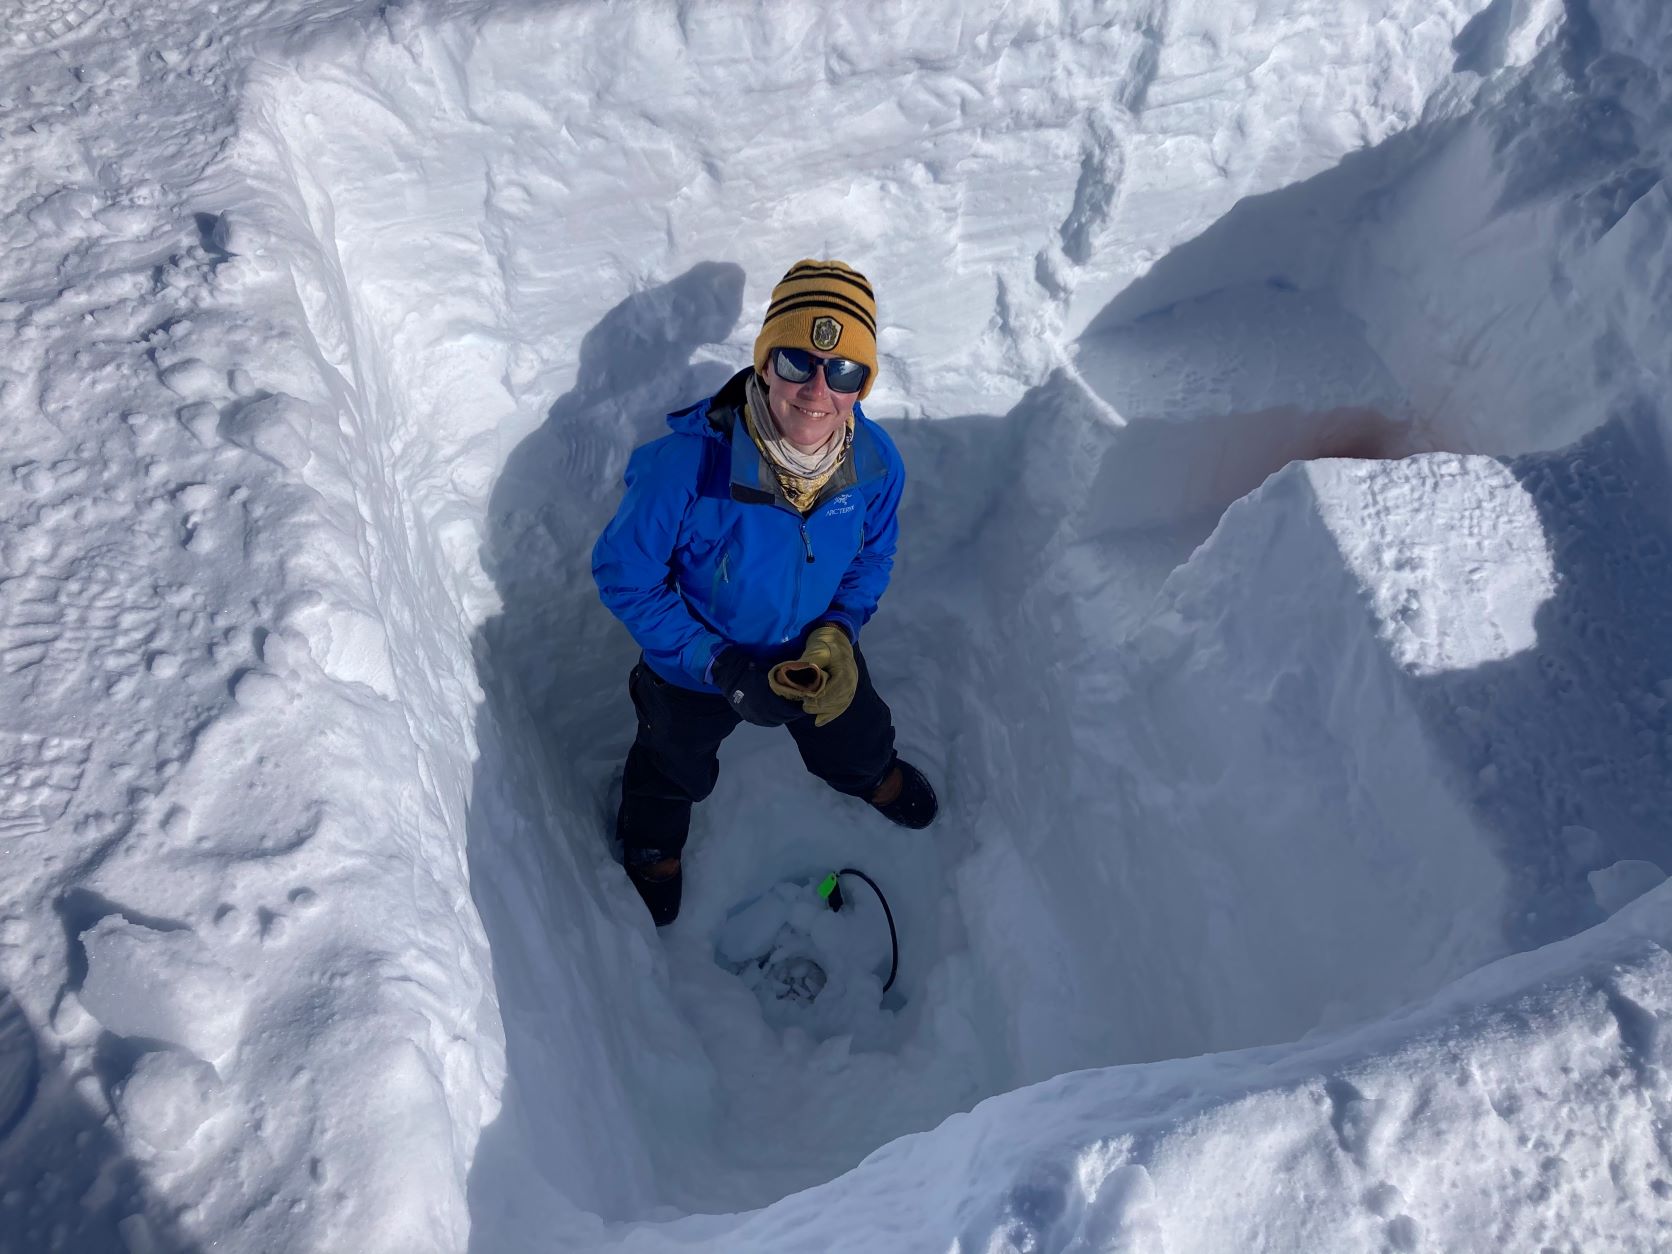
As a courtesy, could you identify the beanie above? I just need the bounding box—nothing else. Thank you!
[752,259,879,400]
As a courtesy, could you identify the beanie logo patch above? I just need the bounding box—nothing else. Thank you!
[811,316,842,352]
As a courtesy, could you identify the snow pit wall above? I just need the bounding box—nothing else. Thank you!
[234,61,669,1241]
[223,0,1672,1244]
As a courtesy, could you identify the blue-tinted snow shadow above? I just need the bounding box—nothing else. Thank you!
[1413,408,1672,951]
[464,262,748,1240]
[1070,0,1672,984]
[460,264,1029,1238]
[0,983,204,1252]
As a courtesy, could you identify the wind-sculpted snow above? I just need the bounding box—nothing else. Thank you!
[2,0,1672,1250]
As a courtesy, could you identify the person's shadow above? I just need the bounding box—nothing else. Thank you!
[464,262,746,1237]
[480,260,745,775]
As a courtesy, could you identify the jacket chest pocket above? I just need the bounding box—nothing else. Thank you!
[825,509,864,560]
[708,545,736,612]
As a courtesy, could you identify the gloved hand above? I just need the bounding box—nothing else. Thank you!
[770,623,858,728]
[712,648,804,727]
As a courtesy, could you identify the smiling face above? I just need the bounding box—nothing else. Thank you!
[764,352,857,453]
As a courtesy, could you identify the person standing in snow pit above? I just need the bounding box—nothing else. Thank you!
[592,259,937,926]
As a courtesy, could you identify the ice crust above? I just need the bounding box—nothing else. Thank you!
[2,0,1672,1250]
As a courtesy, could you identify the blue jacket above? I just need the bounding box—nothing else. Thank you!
[592,369,904,692]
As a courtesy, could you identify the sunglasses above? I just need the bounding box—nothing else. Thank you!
[770,347,869,395]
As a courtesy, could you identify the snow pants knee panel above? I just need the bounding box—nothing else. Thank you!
[617,660,738,858]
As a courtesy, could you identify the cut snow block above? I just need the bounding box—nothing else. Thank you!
[78,918,245,1061]
[159,359,221,401]
[117,1050,222,1151]
[1589,860,1668,916]
[177,402,220,447]
[204,212,266,258]
[1309,455,1555,675]
[230,667,287,710]
[1108,454,1542,1058]
[218,392,312,470]
[1150,453,1554,677]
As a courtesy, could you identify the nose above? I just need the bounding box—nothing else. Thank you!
[796,364,833,401]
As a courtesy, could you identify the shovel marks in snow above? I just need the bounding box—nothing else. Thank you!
[0,731,89,841]
[5,0,104,49]
[0,555,167,704]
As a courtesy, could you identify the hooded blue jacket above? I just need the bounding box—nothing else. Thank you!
[592,369,905,692]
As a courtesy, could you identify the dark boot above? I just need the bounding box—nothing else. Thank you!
[869,759,937,829]
[624,850,682,926]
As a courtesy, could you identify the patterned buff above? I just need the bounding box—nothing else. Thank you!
[743,371,851,514]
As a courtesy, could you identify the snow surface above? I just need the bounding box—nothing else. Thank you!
[2,0,1672,1250]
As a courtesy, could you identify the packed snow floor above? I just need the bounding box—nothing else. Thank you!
[3,0,1672,1250]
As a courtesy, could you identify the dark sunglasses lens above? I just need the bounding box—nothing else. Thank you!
[822,358,868,393]
[772,348,815,383]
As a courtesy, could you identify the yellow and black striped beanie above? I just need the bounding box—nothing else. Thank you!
[752,259,879,400]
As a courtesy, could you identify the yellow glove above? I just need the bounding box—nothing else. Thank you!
[768,624,858,727]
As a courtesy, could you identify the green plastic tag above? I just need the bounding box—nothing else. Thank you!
[817,873,839,901]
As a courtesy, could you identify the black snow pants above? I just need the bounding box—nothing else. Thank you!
[615,647,898,860]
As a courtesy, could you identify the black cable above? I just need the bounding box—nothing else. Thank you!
[838,867,899,993]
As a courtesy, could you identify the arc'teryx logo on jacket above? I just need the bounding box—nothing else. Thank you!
[592,370,905,693]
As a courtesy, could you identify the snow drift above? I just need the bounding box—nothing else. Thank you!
[3,0,1672,1250]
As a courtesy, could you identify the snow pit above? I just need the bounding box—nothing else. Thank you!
[106,0,1672,1248]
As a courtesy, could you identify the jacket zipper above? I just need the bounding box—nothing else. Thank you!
[793,521,814,632]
